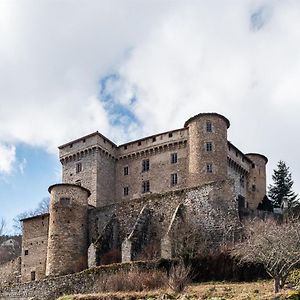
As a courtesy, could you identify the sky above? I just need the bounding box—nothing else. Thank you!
[1,0,300,233]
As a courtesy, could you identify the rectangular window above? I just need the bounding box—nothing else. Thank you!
[206,142,213,152]
[171,173,178,186]
[60,197,71,206]
[124,166,129,176]
[142,159,150,172]
[206,163,213,173]
[24,250,29,256]
[240,176,245,188]
[123,186,129,196]
[31,271,36,281]
[171,153,178,164]
[206,121,212,132]
[142,180,150,193]
[168,132,173,138]
[76,162,82,173]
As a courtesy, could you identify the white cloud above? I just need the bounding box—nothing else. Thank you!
[0,144,16,174]
[0,0,300,194]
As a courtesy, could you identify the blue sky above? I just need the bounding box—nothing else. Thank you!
[1,0,300,232]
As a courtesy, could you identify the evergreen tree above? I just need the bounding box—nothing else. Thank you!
[268,160,298,208]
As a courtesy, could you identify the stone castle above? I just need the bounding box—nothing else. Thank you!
[19,112,267,283]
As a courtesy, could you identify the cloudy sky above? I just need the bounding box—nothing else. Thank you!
[1,0,300,232]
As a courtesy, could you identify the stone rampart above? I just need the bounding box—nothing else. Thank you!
[0,261,158,300]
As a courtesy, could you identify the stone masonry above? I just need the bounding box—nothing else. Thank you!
[0,112,268,289]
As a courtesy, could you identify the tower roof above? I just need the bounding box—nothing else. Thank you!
[184,112,230,128]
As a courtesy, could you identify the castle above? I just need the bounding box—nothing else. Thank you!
[19,112,267,283]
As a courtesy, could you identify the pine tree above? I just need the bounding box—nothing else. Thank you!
[268,160,298,208]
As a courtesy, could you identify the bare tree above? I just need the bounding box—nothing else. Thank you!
[0,218,6,241]
[231,218,300,293]
[13,197,50,233]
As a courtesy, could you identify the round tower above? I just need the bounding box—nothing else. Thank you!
[245,153,268,209]
[184,113,230,188]
[46,183,90,276]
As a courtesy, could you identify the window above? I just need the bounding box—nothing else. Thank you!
[171,153,178,164]
[124,166,129,176]
[124,145,127,150]
[206,142,213,152]
[252,184,256,192]
[24,250,29,256]
[124,186,129,196]
[31,271,36,281]
[152,137,156,142]
[76,162,82,173]
[138,141,142,146]
[168,132,173,138]
[142,159,150,172]
[142,180,150,193]
[171,173,178,186]
[206,121,212,132]
[206,163,213,173]
[60,197,71,206]
[240,176,245,188]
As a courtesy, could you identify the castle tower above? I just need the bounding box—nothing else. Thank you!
[58,132,117,208]
[46,183,90,276]
[185,113,230,187]
[245,153,268,209]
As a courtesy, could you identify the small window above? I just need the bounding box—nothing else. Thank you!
[252,184,256,192]
[171,153,178,164]
[171,173,178,186]
[60,197,71,206]
[142,159,150,172]
[82,138,86,143]
[124,186,129,196]
[236,151,239,157]
[124,145,127,150]
[168,132,173,138]
[206,142,213,152]
[152,137,156,142]
[252,163,255,168]
[240,176,245,188]
[138,141,142,146]
[31,271,36,281]
[24,250,29,256]
[206,121,212,132]
[76,162,82,173]
[70,144,73,148]
[206,163,213,173]
[142,180,150,193]
[124,166,129,176]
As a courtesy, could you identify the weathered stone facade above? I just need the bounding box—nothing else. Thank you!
[0,112,268,291]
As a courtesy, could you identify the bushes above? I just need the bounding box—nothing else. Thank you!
[94,269,167,292]
[168,260,192,293]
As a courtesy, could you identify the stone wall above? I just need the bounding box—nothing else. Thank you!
[89,180,240,265]
[21,214,49,282]
[0,257,21,286]
[115,138,188,200]
[0,261,158,300]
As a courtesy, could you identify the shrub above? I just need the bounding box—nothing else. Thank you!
[287,269,300,290]
[94,269,167,292]
[168,260,192,293]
